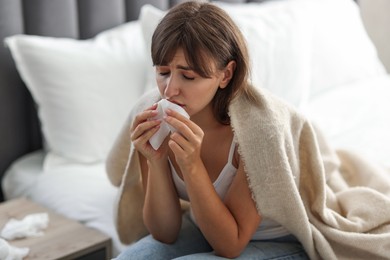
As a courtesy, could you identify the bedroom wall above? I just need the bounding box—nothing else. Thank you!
[359,0,390,73]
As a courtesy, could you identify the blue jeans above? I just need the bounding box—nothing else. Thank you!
[114,214,309,260]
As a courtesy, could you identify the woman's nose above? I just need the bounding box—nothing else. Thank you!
[164,75,180,98]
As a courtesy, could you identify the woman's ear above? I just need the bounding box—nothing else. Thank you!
[219,60,236,89]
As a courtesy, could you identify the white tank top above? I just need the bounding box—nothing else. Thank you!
[169,140,290,240]
[169,140,237,201]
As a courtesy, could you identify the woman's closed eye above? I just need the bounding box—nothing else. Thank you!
[159,71,170,77]
[156,64,196,81]
[183,74,195,80]
[159,71,195,81]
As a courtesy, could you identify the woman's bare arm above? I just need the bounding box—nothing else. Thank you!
[184,158,261,258]
[129,104,183,244]
[140,154,182,244]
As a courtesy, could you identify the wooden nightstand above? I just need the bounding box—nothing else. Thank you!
[0,198,112,260]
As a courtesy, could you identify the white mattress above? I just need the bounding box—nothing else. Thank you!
[2,151,126,256]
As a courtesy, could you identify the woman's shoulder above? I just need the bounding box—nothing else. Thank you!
[232,85,305,121]
[229,85,311,146]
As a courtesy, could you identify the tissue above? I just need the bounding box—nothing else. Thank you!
[149,99,189,150]
[0,213,49,240]
[0,238,29,260]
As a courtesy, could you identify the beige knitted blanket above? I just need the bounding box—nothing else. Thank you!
[106,88,390,259]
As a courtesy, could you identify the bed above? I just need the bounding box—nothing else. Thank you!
[0,0,389,258]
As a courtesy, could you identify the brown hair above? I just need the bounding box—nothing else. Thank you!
[151,1,258,124]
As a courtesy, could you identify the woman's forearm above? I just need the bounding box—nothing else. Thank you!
[183,164,255,258]
[143,160,182,243]
[184,162,261,258]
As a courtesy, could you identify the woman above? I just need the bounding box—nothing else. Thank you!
[107,1,390,260]
[111,1,308,259]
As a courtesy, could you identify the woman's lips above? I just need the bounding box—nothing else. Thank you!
[168,100,184,107]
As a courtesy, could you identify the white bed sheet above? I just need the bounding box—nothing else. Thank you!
[2,151,126,256]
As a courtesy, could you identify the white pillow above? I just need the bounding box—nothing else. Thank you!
[304,75,390,169]
[5,21,147,167]
[140,0,386,108]
[307,0,387,97]
[217,0,316,108]
[139,5,165,94]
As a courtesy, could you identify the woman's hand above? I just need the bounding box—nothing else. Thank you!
[165,109,204,173]
[130,103,169,161]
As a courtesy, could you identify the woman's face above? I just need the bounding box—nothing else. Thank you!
[155,48,227,117]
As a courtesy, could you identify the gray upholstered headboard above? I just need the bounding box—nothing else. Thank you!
[0,0,267,201]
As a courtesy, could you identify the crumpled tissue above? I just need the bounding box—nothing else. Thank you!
[0,238,29,260]
[0,212,49,240]
[149,99,190,150]
[0,212,49,260]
